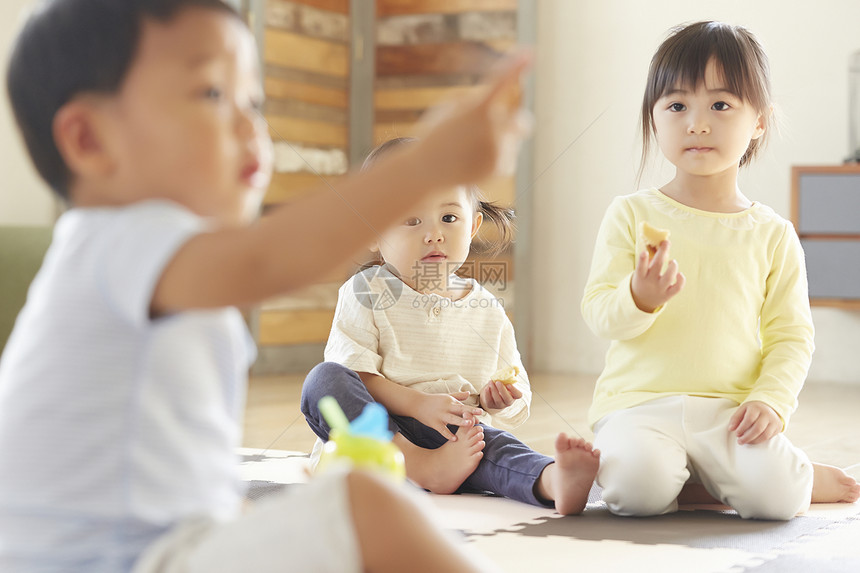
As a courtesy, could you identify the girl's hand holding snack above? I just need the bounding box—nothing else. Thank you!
[631,239,685,313]
[413,391,484,442]
[480,380,523,411]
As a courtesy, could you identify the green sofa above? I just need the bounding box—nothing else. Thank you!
[0,226,53,355]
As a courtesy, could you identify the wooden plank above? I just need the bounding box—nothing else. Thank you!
[378,11,516,46]
[293,0,349,14]
[265,98,348,124]
[374,121,418,144]
[377,13,451,46]
[264,172,342,204]
[790,165,860,175]
[265,77,348,108]
[267,115,348,147]
[378,0,517,17]
[271,141,347,175]
[790,165,801,231]
[375,85,481,111]
[808,298,860,310]
[267,0,350,42]
[358,147,514,206]
[798,234,860,241]
[482,38,517,54]
[265,63,348,90]
[376,109,424,124]
[258,309,335,345]
[376,72,481,89]
[457,11,517,43]
[377,42,502,76]
[264,29,349,78]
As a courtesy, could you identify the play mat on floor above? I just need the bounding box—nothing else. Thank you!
[239,448,860,573]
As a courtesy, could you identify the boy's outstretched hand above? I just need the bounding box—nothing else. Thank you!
[413,51,533,187]
[414,391,484,442]
[631,239,685,313]
[480,380,523,411]
[728,401,782,445]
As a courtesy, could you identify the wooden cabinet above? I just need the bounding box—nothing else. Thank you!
[791,165,860,309]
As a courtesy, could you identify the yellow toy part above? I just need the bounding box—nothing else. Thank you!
[317,429,406,481]
[315,396,406,482]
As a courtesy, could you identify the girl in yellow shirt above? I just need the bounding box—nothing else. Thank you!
[582,21,858,519]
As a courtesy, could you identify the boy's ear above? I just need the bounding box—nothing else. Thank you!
[52,97,116,180]
[471,212,484,239]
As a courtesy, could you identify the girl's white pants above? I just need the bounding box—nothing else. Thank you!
[594,396,812,520]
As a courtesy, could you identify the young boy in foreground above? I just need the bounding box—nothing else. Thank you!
[0,1,529,570]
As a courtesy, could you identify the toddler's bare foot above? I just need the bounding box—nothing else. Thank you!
[811,462,860,503]
[397,426,484,495]
[537,433,600,516]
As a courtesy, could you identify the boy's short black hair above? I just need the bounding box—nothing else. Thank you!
[6,0,241,200]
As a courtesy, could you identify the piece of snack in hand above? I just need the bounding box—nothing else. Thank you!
[639,222,670,261]
[491,365,520,385]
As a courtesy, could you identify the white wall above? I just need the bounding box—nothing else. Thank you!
[3,0,859,382]
[531,0,860,383]
[0,0,56,226]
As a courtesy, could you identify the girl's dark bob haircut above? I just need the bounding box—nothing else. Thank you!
[640,21,773,177]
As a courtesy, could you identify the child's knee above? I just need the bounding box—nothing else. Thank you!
[301,362,357,413]
[731,486,809,520]
[602,482,680,517]
[599,456,685,516]
[729,464,812,520]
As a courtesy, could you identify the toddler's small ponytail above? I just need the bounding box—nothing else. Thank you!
[475,197,515,256]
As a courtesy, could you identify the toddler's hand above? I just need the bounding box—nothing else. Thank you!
[480,380,523,411]
[413,51,532,186]
[728,401,782,445]
[631,240,685,313]
[415,391,484,442]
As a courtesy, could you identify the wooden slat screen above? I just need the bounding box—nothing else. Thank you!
[255,1,520,359]
[262,0,350,207]
[374,0,518,247]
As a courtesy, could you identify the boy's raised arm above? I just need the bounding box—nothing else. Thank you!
[151,53,531,315]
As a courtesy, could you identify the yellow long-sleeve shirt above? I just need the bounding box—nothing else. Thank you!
[582,189,814,428]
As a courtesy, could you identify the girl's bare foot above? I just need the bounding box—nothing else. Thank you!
[811,463,860,503]
[396,426,485,494]
[536,433,600,515]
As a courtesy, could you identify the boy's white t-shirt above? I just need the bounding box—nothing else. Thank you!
[0,200,255,571]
